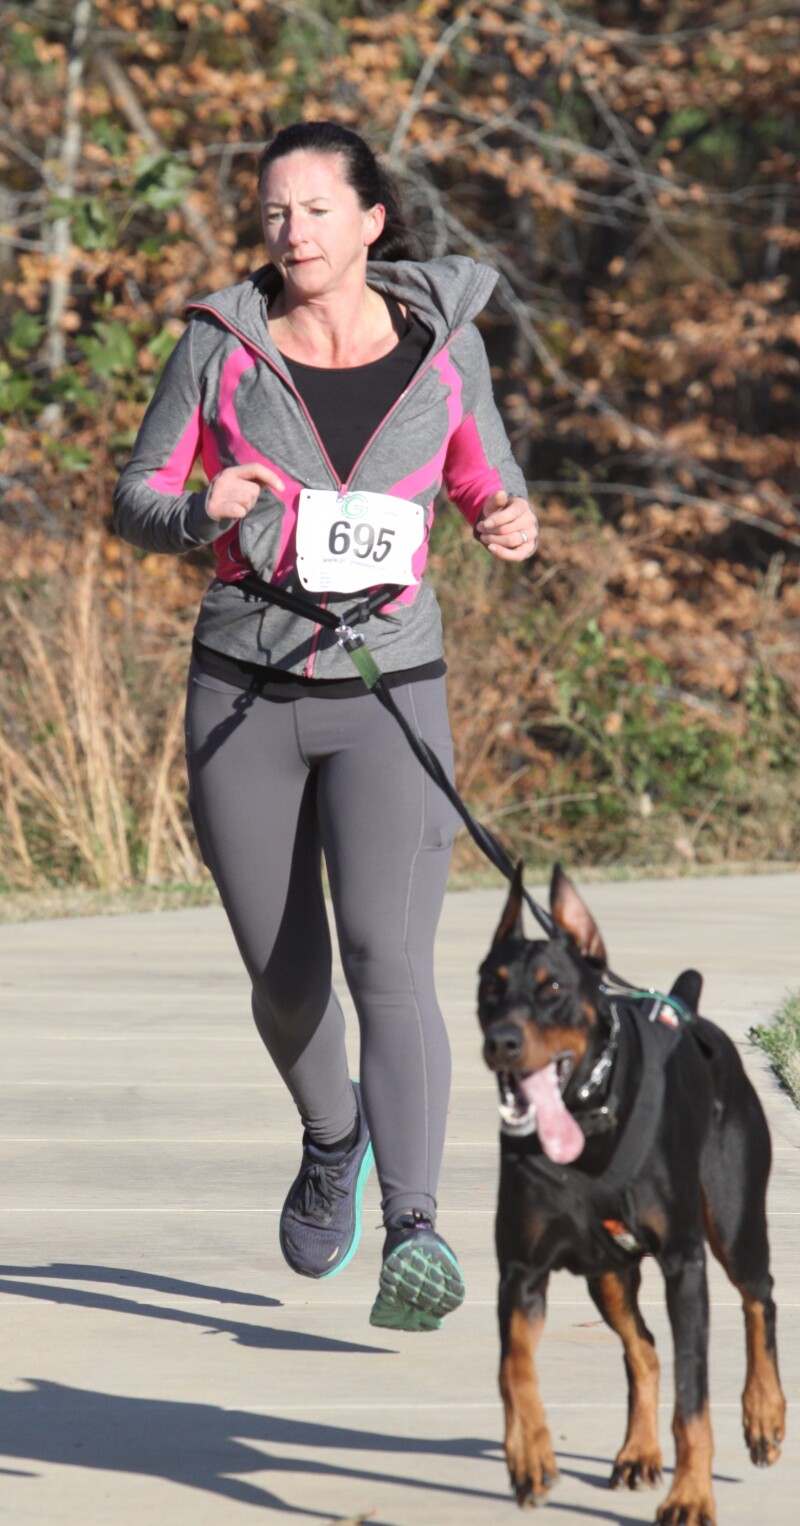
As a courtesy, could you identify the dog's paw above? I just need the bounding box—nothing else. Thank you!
[745,1423,784,1468]
[610,1451,662,1490]
[656,1486,715,1526]
[743,1382,785,1467]
[506,1435,559,1508]
[510,1465,558,1508]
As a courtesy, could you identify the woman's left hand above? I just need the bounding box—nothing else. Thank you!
[474,491,539,560]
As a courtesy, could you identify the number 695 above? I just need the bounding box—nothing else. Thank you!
[329,521,395,562]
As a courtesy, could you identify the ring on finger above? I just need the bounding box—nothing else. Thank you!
[520,530,528,545]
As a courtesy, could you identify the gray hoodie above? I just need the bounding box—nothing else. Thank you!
[113,255,528,677]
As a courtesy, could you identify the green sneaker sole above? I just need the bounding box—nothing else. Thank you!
[369,1231,465,1332]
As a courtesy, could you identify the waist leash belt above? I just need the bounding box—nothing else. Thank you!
[236,571,558,938]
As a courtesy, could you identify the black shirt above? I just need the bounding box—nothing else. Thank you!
[282,297,430,482]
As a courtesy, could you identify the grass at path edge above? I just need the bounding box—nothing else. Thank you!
[1,859,798,925]
[750,991,800,1110]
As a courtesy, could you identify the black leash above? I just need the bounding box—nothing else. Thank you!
[236,572,557,936]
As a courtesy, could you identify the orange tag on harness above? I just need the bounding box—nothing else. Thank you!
[603,1219,640,1253]
[658,1003,679,1027]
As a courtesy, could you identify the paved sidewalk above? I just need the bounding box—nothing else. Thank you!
[0,874,797,1524]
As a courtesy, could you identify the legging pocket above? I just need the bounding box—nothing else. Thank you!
[404,679,460,852]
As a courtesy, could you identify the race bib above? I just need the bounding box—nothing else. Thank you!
[295,489,425,593]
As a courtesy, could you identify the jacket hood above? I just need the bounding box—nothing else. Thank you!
[185,255,499,354]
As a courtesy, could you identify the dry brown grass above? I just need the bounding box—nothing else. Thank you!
[1,507,798,893]
[0,531,203,890]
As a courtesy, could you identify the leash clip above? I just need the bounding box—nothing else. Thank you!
[335,622,382,691]
[335,621,363,653]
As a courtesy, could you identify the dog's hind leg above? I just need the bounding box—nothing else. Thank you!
[588,1264,662,1490]
[701,1123,785,1466]
[498,1270,559,1507]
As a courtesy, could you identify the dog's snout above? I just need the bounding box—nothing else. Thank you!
[484,1021,524,1068]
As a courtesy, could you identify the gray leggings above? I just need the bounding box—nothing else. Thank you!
[184,657,459,1224]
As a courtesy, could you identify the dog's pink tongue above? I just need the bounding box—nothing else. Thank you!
[520,1063,585,1163]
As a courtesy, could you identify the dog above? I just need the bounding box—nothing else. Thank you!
[477,864,785,1525]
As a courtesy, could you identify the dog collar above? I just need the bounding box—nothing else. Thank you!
[574,1007,620,1106]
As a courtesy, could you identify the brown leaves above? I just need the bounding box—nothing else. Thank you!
[0,0,798,875]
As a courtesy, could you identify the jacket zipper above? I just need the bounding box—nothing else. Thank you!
[187,303,456,674]
[339,341,453,489]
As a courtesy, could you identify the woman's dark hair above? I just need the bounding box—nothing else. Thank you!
[257,121,423,262]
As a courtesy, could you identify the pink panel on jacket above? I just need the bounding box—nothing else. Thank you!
[381,349,501,613]
[444,411,503,525]
[212,345,302,583]
[378,350,464,611]
[145,404,202,492]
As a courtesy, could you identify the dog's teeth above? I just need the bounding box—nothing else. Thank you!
[497,1071,538,1136]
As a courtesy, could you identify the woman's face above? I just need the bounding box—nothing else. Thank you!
[260,150,385,302]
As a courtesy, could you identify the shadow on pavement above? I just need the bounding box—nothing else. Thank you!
[0,1380,513,1515]
[0,1266,388,1355]
[0,1262,278,1306]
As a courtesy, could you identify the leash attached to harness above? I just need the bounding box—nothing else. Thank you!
[237,571,558,937]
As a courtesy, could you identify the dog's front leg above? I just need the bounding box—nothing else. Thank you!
[658,1249,716,1526]
[588,1265,662,1490]
[498,1268,558,1507]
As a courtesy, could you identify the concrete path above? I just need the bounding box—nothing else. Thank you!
[0,874,797,1525]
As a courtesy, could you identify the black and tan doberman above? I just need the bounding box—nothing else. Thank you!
[477,864,785,1525]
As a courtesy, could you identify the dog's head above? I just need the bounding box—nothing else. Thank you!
[477,863,611,1163]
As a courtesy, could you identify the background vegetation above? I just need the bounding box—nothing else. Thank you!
[750,991,800,1109]
[1,0,799,894]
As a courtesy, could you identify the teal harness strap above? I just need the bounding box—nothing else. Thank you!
[624,990,694,1024]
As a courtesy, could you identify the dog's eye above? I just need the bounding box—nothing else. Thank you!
[481,971,506,1000]
[540,979,561,997]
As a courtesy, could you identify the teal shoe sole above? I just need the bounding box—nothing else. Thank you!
[321,1139,374,1279]
[369,1230,465,1331]
[279,1081,373,1280]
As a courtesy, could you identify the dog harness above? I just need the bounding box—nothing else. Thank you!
[503,993,693,1259]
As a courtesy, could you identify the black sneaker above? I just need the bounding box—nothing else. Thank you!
[369,1210,465,1331]
[279,1082,373,1279]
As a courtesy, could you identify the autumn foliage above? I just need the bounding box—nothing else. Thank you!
[1,0,799,888]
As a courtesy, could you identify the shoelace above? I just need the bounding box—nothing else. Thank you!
[297,1160,350,1221]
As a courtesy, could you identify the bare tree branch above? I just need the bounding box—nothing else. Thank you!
[526,480,800,551]
[535,0,800,50]
[389,3,478,159]
[43,0,92,387]
[572,63,725,289]
[0,128,49,178]
[94,48,217,261]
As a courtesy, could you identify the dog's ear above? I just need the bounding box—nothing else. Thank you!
[670,968,703,1012]
[550,863,608,963]
[492,861,524,948]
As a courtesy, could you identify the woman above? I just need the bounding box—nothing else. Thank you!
[114,121,538,1333]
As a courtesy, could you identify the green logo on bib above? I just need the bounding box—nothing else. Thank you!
[342,493,368,519]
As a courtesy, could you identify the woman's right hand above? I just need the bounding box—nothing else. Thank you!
[206,463,284,522]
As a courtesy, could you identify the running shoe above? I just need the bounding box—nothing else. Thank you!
[369,1210,465,1331]
[279,1082,373,1279]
